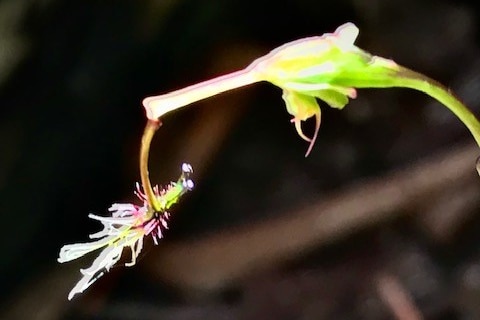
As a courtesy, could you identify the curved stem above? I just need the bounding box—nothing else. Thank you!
[392,67,480,148]
[140,120,162,212]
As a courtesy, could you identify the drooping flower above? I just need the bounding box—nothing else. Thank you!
[142,22,480,156]
[58,163,194,300]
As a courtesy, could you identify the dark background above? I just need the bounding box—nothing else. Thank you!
[2,0,480,319]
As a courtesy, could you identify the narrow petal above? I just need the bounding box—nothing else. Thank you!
[88,221,110,239]
[293,118,311,142]
[305,110,321,157]
[58,234,118,263]
[125,236,144,267]
[88,213,136,226]
[334,22,359,49]
[109,203,138,217]
[67,245,123,300]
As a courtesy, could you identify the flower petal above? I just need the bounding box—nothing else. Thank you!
[67,244,124,300]
[58,234,118,263]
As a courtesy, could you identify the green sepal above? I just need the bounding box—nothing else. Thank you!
[282,89,320,121]
[314,89,350,109]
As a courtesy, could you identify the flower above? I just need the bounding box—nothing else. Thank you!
[250,22,399,155]
[141,23,400,156]
[58,163,194,300]
[141,23,480,157]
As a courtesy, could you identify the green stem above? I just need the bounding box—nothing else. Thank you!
[393,67,480,148]
[143,67,259,120]
[140,120,162,212]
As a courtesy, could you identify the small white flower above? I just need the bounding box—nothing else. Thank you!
[58,164,193,300]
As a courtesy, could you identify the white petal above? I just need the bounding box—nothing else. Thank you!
[67,245,123,300]
[334,22,359,49]
[88,213,136,225]
[109,203,137,217]
[135,236,144,258]
[67,270,105,300]
[58,234,118,263]
[125,237,144,267]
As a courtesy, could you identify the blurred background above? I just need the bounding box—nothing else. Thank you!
[2,0,480,319]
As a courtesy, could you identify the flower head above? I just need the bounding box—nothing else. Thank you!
[250,22,400,155]
[141,23,402,156]
[141,23,480,159]
[58,163,194,300]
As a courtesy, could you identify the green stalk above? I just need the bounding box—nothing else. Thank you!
[392,67,480,148]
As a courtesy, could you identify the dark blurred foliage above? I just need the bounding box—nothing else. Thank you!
[2,0,480,319]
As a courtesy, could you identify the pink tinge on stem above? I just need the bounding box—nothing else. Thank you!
[290,109,321,157]
[347,87,357,99]
[305,111,321,157]
[141,69,259,121]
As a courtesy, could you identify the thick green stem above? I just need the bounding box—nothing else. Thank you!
[392,67,480,148]
[140,120,162,212]
[143,67,259,120]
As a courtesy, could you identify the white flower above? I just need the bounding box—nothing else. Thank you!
[58,163,193,300]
